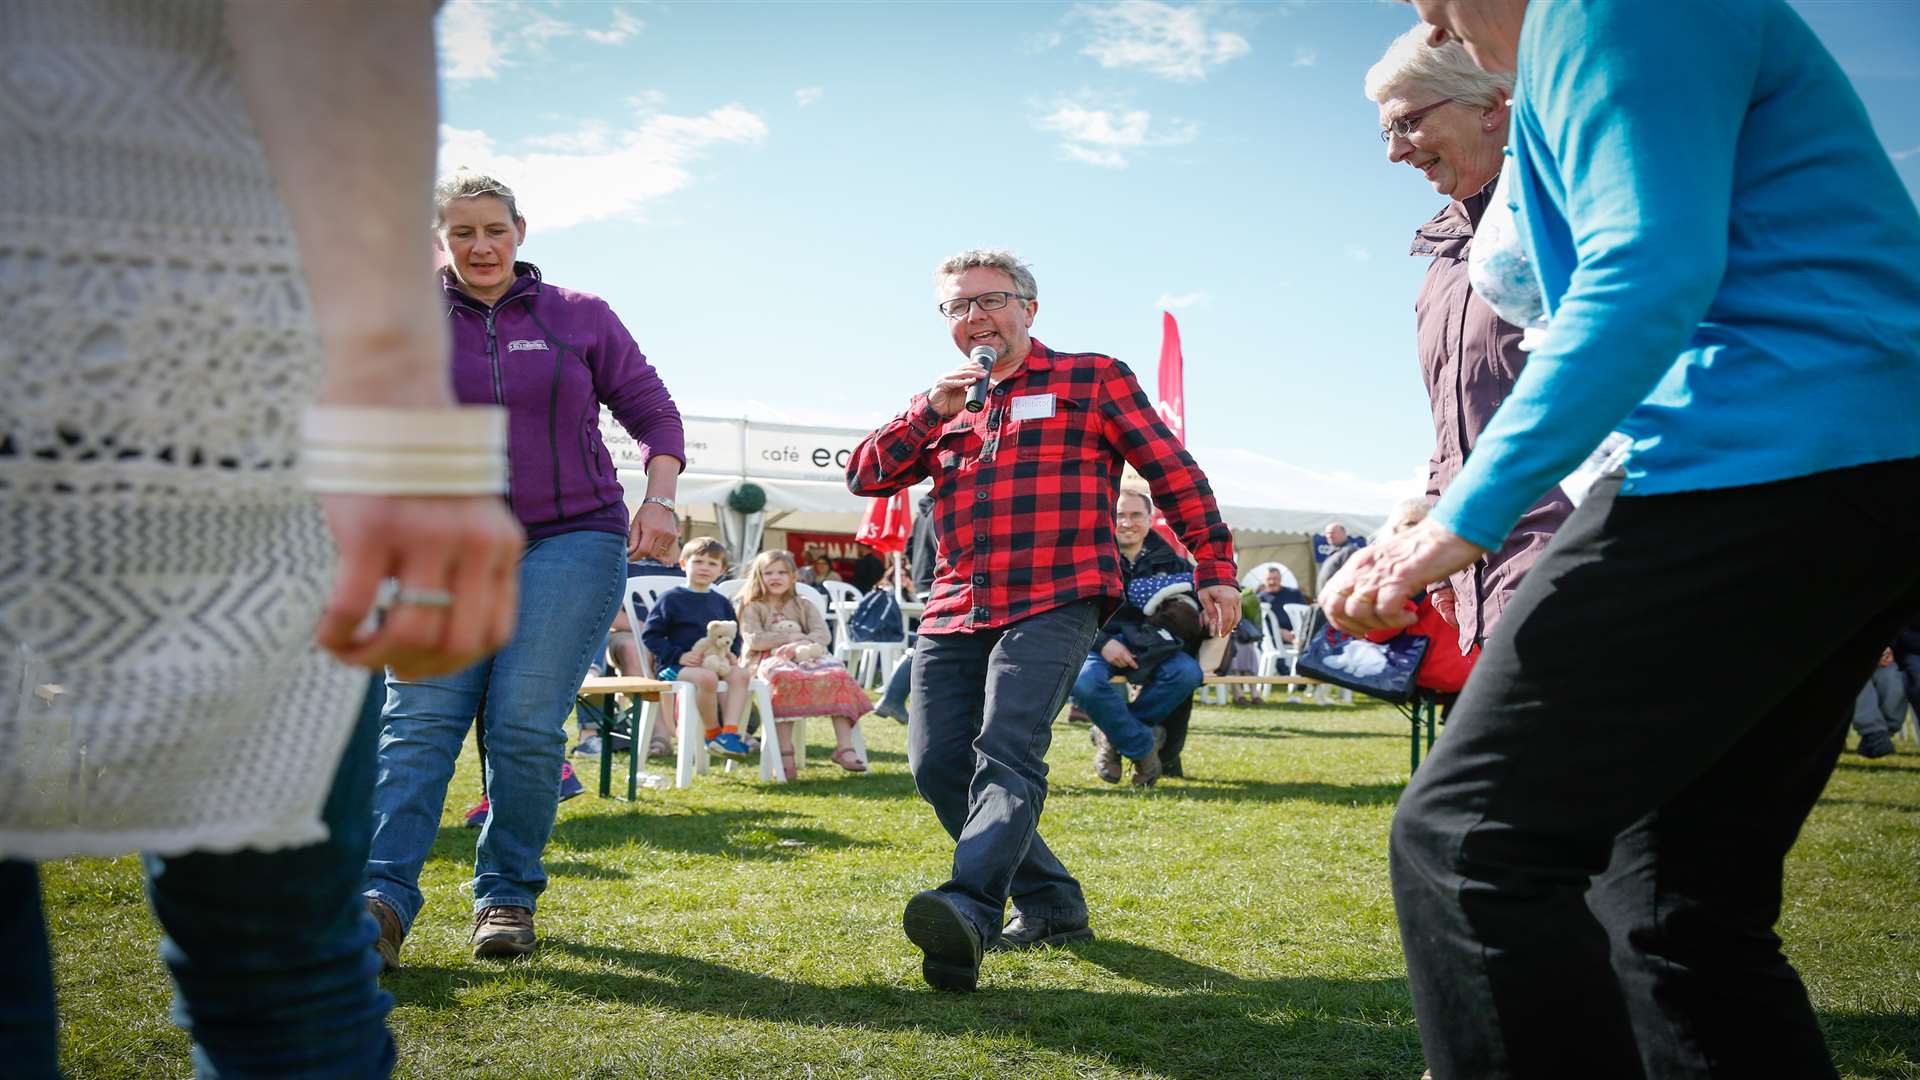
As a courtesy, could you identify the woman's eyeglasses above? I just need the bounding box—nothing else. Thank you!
[1379,98,1454,143]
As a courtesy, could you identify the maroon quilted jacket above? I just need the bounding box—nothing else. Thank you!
[1411,182,1572,653]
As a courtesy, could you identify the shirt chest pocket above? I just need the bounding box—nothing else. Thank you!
[1008,396,1096,460]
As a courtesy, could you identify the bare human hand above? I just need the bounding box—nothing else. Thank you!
[628,500,679,561]
[928,360,991,418]
[1198,584,1242,639]
[313,493,525,680]
[1430,584,1458,629]
[1100,638,1138,669]
[1321,518,1486,636]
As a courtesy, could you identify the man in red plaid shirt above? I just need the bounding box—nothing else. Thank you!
[848,249,1238,992]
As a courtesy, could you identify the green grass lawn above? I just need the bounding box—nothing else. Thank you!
[37,700,1920,1079]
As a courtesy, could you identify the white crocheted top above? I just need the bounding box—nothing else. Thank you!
[0,0,367,858]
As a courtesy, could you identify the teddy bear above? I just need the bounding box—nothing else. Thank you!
[680,620,738,675]
[769,619,828,663]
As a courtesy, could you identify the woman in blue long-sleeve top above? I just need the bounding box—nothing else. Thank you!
[1326,3,1920,1078]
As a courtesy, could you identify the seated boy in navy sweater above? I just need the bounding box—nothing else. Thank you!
[641,537,753,759]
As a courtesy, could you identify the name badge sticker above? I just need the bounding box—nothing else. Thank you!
[1010,393,1056,421]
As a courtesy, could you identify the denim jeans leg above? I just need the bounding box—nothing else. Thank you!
[878,644,913,713]
[143,674,397,1079]
[1070,655,1155,760]
[362,659,488,933]
[910,602,1098,934]
[1129,652,1204,726]
[471,530,624,916]
[0,860,59,1079]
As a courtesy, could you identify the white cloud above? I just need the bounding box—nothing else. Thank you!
[794,86,825,108]
[438,104,769,230]
[438,1,645,81]
[1074,1,1250,82]
[1892,144,1920,161]
[1034,94,1197,168]
[1156,290,1209,310]
[1292,46,1318,68]
[584,8,644,45]
[438,0,510,81]
[1345,245,1373,262]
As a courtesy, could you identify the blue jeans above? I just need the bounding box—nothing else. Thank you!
[907,601,1100,938]
[1071,650,1204,760]
[363,529,624,932]
[1,675,396,1079]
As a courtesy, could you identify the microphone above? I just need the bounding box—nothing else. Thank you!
[963,345,997,414]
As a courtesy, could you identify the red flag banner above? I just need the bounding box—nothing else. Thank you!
[1156,311,1186,445]
[1150,311,1191,561]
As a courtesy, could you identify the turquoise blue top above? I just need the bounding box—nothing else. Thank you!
[1431,0,1920,552]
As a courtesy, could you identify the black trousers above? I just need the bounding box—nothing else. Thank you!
[907,601,1100,937]
[1392,457,1920,1080]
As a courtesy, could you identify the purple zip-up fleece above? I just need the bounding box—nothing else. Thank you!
[443,262,685,541]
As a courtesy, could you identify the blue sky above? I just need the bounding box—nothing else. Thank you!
[435,0,1920,499]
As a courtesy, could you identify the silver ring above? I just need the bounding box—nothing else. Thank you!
[392,587,454,609]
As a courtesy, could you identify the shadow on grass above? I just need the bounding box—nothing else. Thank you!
[433,807,890,862]
[1820,1012,1920,1077]
[1199,724,1405,742]
[1832,757,1920,774]
[1068,776,1406,807]
[389,940,1425,1080]
[543,858,631,881]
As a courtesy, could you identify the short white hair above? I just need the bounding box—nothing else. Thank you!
[935,249,1037,301]
[1381,498,1431,537]
[1363,25,1510,109]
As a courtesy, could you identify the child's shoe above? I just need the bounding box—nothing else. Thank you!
[707,730,752,760]
[463,796,490,828]
[572,733,603,758]
[558,761,585,801]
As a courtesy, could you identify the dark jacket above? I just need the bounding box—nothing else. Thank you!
[1094,531,1195,654]
[908,493,938,599]
[1412,182,1573,653]
[444,263,685,540]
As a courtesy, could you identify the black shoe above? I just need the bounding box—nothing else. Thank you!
[903,890,982,992]
[989,913,1093,952]
[1859,733,1896,759]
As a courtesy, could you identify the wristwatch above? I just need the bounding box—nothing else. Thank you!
[641,496,676,512]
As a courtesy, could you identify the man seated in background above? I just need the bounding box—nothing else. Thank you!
[1256,565,1309,645]
[1069,489,1204,787]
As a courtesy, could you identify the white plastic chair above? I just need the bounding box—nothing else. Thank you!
[820,580,863,656]
[713,578,745,603]
[823,581,907,689]
[1255,606,1297,702]
[620,575,785,786]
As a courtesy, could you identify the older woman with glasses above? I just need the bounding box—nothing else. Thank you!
[1332,2,1920,1077]
[1362,25,1569,661]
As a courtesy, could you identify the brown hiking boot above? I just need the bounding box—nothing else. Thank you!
[1131,725,1167,788]
[367,897,404,972]
[470,905,536,958]
[1089,726,1122,784]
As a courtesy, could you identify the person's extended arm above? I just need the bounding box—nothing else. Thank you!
[847,397,943,496]
[226,1,523,679]
[591,306,685,559]
[1429,3,1757,550]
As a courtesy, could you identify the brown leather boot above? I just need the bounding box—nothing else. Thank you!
[366,897,405,972]
[470,905,536,958]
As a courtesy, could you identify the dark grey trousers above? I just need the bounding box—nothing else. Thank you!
[1392,458,1920,1080]
[907,600,1100,937]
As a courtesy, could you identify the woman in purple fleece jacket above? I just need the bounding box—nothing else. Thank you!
[362,174,686,967]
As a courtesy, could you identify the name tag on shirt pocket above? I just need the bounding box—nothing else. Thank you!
[1010,393,1056,421]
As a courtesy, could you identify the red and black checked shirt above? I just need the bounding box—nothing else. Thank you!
[847,340,1236,635]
